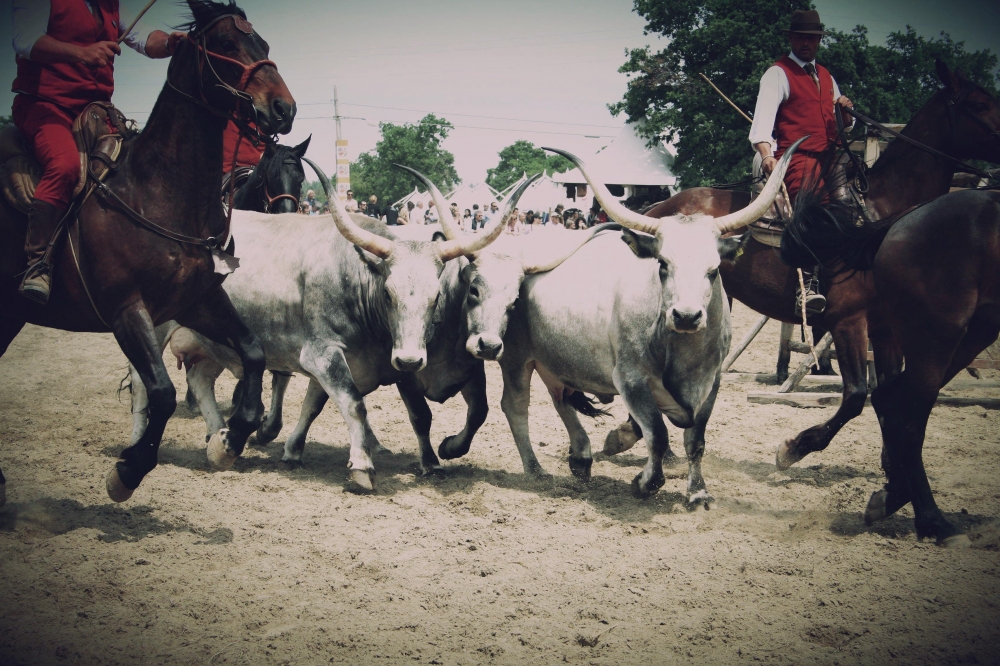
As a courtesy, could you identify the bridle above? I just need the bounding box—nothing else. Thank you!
[263,185,299,213]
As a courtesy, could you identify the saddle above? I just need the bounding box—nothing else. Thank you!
[0,101,134,214]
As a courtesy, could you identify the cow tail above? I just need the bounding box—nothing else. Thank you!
[565,391,613,419]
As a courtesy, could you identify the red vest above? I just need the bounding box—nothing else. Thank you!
[773,55,838,156]
[12,0,120,114]
[222,121,265,172]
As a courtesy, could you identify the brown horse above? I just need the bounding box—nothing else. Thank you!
[0,0,295,506]
[643,61,1000,470]
[782,184,1000,545]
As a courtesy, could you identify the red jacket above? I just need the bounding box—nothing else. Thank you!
[773,55,838,156]
[222,121,265,172]
[12,0,120,114]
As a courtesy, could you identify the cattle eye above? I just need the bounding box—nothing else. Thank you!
[658,261,669,278]
[468,286,480,300]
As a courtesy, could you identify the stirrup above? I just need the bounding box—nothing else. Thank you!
[796,289,826,315]
[19,261,52,305]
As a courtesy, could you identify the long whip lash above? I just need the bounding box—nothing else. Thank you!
[118,0,159,45]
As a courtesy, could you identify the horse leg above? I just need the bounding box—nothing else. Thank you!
[395,374,444,475]
[0,317,25,506]
[438,363,489,460]
[255,371,292,445]
[281,377,327,465]
[106,302,177,501]
[128,322,182,445]
[175,287,265,472]
[776,315,869,469]
[810,324,837,375]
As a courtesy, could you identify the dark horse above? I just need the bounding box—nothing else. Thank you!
[228,135,310,214]
[782,184,1000,545]
[0,0,295,506]
[644,61,1000,470]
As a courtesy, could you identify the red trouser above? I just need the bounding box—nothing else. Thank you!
[775,149,825,204]
[12,95,80,208]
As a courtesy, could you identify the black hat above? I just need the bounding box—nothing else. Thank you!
[784,9,829,36]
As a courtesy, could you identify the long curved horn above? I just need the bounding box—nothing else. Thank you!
[542,147,660,235]
[522,222,622,274]
[392,164,464,241]
[302,156,394,259]
[713,136,805,234]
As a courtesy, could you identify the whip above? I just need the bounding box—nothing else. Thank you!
[118,0,159,45]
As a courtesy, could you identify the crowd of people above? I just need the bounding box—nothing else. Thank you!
[297,188,608,235]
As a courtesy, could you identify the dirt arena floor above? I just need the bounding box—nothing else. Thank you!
[1,303,999,665]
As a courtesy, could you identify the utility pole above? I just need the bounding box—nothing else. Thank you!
[333,85,350,200]
[334,85,342,141]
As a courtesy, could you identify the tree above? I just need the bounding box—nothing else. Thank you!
[349,114,460,205]
[610,0,1000,188]
[485,140,573,193]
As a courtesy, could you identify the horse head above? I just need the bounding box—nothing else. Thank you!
[936,59,1000,165]
[175,0,296,137]
[250,135,310,213]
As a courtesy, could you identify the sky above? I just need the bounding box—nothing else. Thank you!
[1,0,997,187]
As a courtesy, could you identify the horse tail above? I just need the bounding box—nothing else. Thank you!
[780,167,893,275]
[565,391,613,419]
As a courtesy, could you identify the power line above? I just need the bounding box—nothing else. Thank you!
[295,115,616,138]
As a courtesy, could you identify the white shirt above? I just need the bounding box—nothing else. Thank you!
[748,51,847,153]
[344,197,358,212]
[12,0,154,60]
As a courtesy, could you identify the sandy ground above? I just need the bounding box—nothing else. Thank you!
[1,302,999,666]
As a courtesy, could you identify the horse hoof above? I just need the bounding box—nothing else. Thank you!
[207,429,238,472]
[864,489,889,525]
[940,533,971,549]
[254,416,280,446]
[373,444,392,456]
[420,465,446,478]
[631,472,663,499]
[438,435,471,460]
[688,489,714,510]
[345,468,376,494]
[775,439,802,471]
[105,468,134,503]
[603,424,638,455]
[568,456,592,481]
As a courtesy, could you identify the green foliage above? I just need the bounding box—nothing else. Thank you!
[485,140,573,193]
[349,114,460,204]
[610,0,1000,188]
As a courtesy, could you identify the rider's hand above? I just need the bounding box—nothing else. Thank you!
[836,95,853,109]
[762,155,778,176]
[166,32,186,55]
[78,41,121,68]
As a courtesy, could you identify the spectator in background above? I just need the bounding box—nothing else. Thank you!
[368,195,380,219]
[299,201,310,215]
[403,201,415,225]
[554,204,565,219]
[385,204,399,226]
[304,189,318,212]
[550,213,563,229]
[471,210,484,232]
[413,200,425,223]
[426,202,439,224]
[505,208,522,235]
[359,201,368,216]
[321,203,330,215]
[462,208,472,230]
[344,190,359,212]
[449,202,460,224]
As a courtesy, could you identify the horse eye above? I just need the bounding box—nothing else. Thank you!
[222,40,237,51]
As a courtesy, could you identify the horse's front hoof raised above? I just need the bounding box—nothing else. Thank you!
[207,429,238,472]
[775,439,803,471]
[438,434,471,460]
[568,456,592,482]
[603,423,638,455]
[105,467,134,503]
[863,488,889,525]
[345,468,376,494]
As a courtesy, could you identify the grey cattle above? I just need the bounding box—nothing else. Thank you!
[444,142,801,503]
[129,166,533,492]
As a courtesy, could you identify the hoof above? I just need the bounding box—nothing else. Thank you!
[940,533,972,549]
[603,424,638,455]
[864,488,889,526]
[207,429,238,472]
[568,456,592,482]
[438,434,471,460]
[254,415,280,446]
[687,489,714,510]
[420,465,446,478]
[281,456,304,468]
[373,444,392,456]
[631,472,664,499]
[775,439,803,471]
[105,467,134,503]
[345,468,376,494]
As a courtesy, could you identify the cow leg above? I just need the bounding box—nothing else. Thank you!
[255,371,292,445]
[396,374,444,475]
[281,377,327,465]
[107,302,177,501]
[438,364,489,461]
[299,343,381,493]
[613,370,668,499]
[0,317,25,507]
[175,287,265,472]
[499,359,548,477]
[683,376,720,509]
[776,315,869,469]
[185,357,227,442]
[550,395,593,481]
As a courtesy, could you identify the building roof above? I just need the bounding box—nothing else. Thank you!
[552,121,676,187]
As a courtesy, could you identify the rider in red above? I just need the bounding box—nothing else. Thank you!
[11,0,184,304]
[222,120,264,173]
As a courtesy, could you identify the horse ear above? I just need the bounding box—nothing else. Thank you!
[186,0,214,26]
[936,58,962,94]
[293,135,312,158]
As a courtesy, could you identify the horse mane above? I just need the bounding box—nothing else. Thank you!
[257,144,297,187]
[780,162,894,275]
[176,0,247,34]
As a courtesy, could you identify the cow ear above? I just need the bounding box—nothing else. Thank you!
[620,229,661,258]
[354,245,388,276]
[717,234,744,262]
[293,134,312,158]
[460,262,476,284]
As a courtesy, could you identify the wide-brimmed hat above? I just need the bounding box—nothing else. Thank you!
[783,9,829,35]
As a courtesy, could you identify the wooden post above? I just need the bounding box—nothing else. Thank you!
[778,332,834,393]
[776,321,795,382]
[722,314,769,372]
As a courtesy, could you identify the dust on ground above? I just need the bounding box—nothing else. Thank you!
[1,302,999,665]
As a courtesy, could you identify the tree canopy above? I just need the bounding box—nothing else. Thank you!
[610,0,1000,188]
[485,140,573,193]
[349,114,460,205]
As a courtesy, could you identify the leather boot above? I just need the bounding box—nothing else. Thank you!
[795,265,826,315]
[19,199,65,305]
